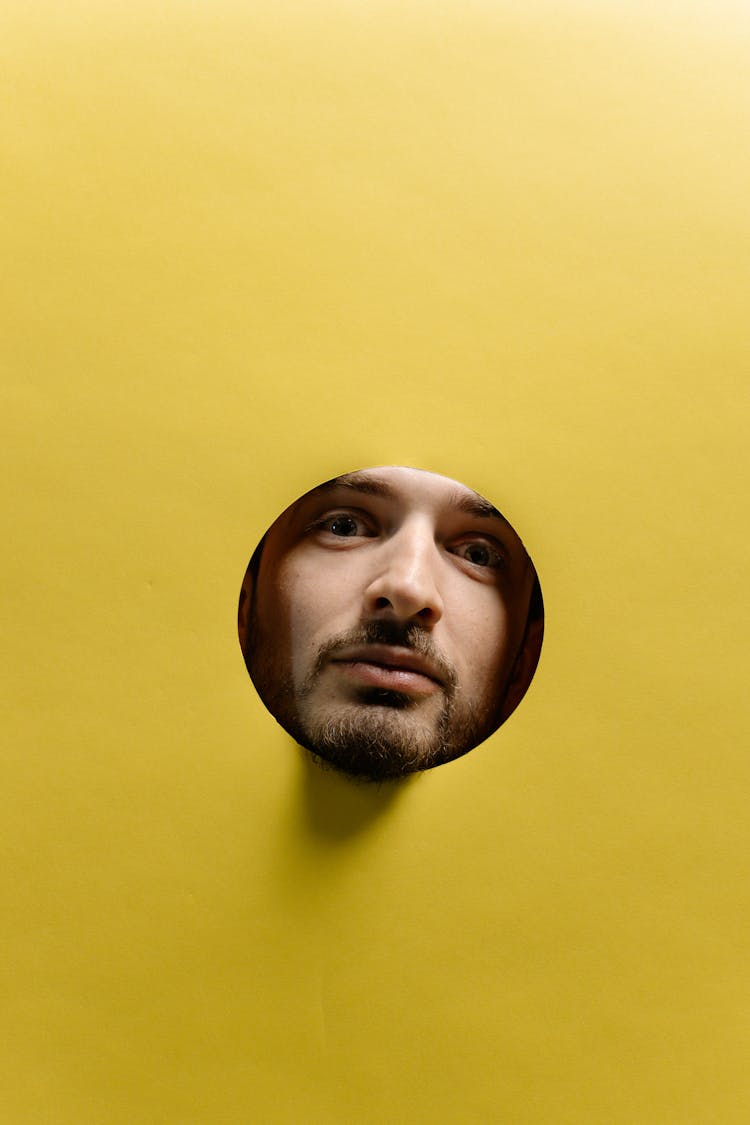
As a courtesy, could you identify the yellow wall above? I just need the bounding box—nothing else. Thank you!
[3,3,748,1121]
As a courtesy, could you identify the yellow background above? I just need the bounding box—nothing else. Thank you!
[3,2,748,1121]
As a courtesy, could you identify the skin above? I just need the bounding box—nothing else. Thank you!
[239,467,543,781]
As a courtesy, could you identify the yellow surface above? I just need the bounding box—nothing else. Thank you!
[2,2,748,1121]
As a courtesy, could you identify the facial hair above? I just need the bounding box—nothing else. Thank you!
[246,617,501,782]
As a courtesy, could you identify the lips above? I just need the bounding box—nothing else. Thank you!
[329,644,445,696]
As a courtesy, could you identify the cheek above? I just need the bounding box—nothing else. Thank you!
[450,592,515,696]
[277,562,356,675]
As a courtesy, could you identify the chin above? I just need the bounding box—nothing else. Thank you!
[294,697,480,782]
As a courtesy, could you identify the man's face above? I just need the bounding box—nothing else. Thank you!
[240,467,540,781]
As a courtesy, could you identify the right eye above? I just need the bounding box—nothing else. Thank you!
[311,511,376,540]
[326,514,363,537]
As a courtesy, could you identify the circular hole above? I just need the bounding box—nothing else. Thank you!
[238,466,543,781]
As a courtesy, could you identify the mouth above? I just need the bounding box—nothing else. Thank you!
[329,645,445,697]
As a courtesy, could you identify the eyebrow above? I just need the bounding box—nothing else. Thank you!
[306,471,509,525]
[450,491,506,522]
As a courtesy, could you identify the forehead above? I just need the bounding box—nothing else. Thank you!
[304,466,506,520]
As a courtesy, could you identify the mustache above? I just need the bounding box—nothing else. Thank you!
[311,620,458,691]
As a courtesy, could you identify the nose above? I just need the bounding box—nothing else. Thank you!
[363,521,444,627]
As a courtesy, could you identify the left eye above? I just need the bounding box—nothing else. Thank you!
[452,541,504,568]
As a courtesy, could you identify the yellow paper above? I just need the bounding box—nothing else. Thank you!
[3,2,748,1121]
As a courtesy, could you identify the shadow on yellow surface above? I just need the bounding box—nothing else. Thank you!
[294,744,412,842]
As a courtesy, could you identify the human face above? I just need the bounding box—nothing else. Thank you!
[240,467,539,780]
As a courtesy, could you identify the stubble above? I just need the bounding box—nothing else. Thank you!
[246,617,497,782]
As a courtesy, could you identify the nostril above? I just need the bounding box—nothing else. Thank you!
[374,596,392,610]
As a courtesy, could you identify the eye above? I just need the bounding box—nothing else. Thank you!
[451,539,505,570]
[310,510,376,541]
[327,514,363,537]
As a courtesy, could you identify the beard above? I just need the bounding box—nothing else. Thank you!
[298,689,484,781]
[245,616,501,782]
